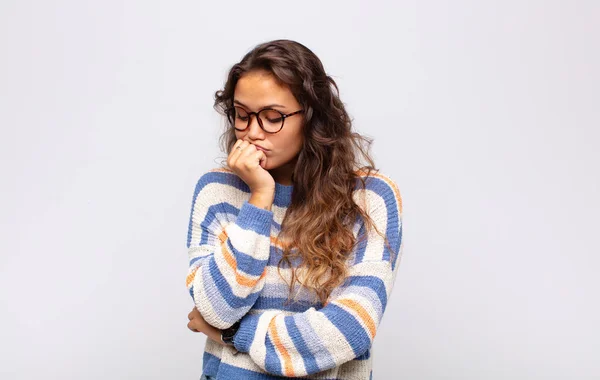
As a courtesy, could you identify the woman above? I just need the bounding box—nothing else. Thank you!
[185,39,403,380]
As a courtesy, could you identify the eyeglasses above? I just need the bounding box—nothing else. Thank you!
[227,106,304,134]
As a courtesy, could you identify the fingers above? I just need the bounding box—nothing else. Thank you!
[188,308,201,333]
[189,306,201,320]
[187,320,199,332]
[231,139,246,155]
[229,140,260,168]
[228,140,249,166]
[253,149,267,168]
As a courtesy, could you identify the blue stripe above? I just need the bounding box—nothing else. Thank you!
[223,238,269,276]
[233,313,259,353]
[189,255,208,267]
[393,223,403,270]
[322,303,372,357]
[356,348,371,360]
[295,313,337,371]
[252,296,322,313]
[234,202,273,234]
[343,275,388,311]
[204,257,261,310]
[264,334,282,375]
[186,177,203,249]
[266,244,302,267]
[201,202,283,244]
[201,351,221,377]
[352,223,368,264]
[201,202,271,242]
[217,362,292,380]
[284,316,322,374]
[357,176,402,268]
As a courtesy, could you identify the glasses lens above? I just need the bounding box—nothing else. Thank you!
[233,107,249,130]
[258,109,284,132]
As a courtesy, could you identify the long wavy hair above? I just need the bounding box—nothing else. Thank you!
[213,39,392,306]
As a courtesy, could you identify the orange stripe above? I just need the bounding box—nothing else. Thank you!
[268,319,295,377]
[186,253,266,288]
[337,298,377,339]
[218,230,267,287]
[186,267,198,287]
[271,235,294,250]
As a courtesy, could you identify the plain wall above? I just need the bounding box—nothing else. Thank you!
[1,0,598,379]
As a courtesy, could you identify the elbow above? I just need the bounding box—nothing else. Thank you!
[192,295,241,330]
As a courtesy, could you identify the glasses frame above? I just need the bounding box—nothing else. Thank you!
[228,106,304,134]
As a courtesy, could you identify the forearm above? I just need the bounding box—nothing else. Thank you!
[233,260,399,377]
[248,190,274,211]
[203,325,227,346]
[187,200,274,328]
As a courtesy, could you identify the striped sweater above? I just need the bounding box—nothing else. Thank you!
[185,167,403,379]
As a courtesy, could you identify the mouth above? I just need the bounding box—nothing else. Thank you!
[253,145,269,152]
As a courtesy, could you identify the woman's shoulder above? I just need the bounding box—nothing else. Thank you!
[352,168,403,215]
[193,166,247,197]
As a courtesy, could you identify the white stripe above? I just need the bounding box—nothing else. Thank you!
[248,310,281,371]
[192,266,229,329]
[304,307,354,367]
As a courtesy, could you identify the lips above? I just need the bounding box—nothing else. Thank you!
[253,144,269,152]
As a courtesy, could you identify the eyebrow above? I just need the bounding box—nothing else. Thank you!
[233,100,286,109]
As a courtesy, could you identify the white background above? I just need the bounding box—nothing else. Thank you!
[1,1,598,379]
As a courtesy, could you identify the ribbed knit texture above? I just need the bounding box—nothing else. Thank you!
[186,167,403,379]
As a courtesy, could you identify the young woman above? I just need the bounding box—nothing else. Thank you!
[185,39,403,380]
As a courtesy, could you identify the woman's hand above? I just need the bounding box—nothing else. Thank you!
[227,139,275,195]
[187,307,227,345]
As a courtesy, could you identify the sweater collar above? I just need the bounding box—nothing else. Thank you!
[273,181,293,207]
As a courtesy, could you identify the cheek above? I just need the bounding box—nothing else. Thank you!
[291,139,303,155]
[278,134,302,153]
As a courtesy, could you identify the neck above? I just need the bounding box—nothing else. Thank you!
[269,161,296,186]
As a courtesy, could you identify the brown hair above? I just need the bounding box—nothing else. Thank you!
[213,39,391,306]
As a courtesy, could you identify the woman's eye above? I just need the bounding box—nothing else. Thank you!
[262,110,283,123]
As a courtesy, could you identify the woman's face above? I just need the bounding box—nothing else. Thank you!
[233,70,304,181]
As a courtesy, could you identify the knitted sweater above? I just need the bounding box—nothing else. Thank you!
[185,167,403,379]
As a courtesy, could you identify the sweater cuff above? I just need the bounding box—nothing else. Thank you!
[233,313,260,353]
[235,201,273,236]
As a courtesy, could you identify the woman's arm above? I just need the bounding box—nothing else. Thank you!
[232,177,403,377]
[187,306,227,345]
[185,170,274,330]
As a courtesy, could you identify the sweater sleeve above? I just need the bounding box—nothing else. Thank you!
[232,176,403,377]
[185,172,274,329]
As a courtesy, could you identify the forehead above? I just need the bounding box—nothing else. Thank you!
[234,70,297,109]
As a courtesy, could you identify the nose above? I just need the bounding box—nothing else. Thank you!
[246,113,265,139]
